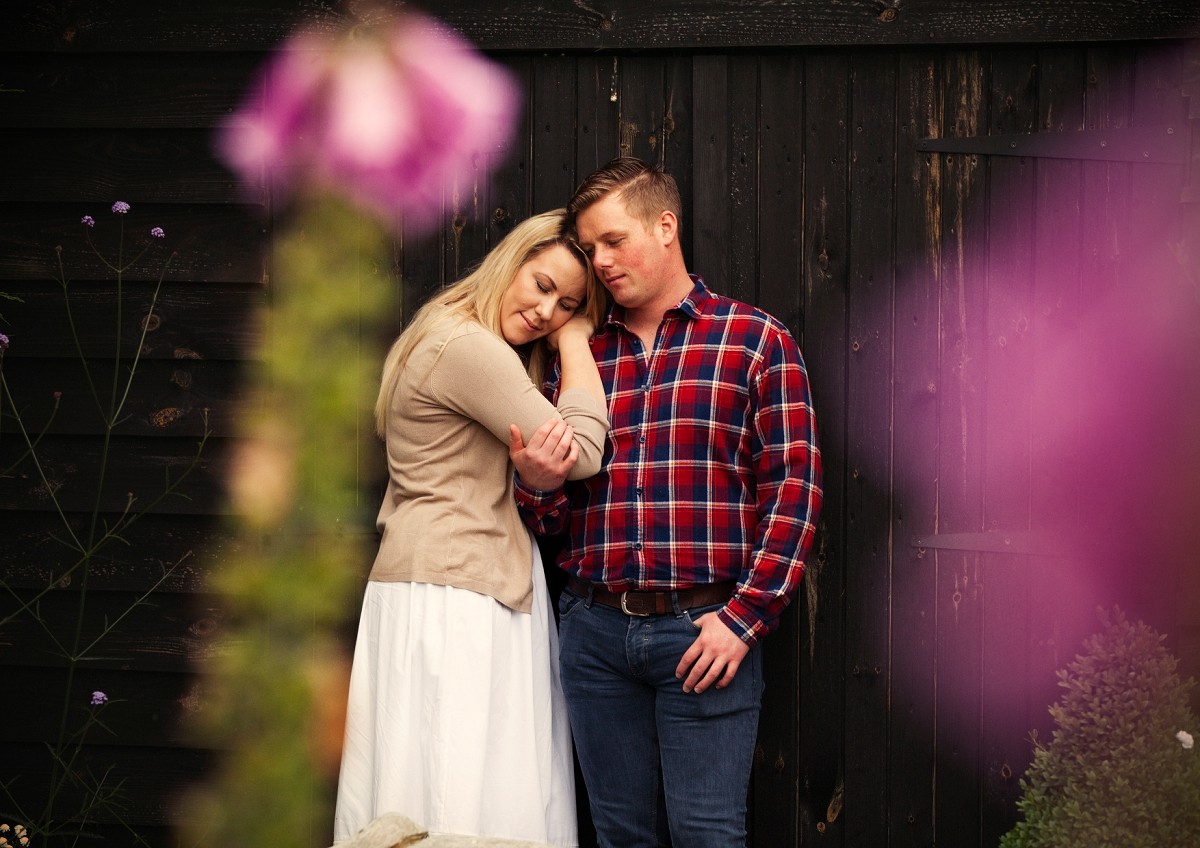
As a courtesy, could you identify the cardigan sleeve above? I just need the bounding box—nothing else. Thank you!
[428,326,609,479]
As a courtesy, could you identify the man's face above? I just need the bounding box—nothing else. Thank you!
[575,192,666,311]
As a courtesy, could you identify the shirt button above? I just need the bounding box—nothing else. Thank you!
[633,542,643,551]
[635,487,644,496]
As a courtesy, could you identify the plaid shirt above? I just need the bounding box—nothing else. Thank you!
[516,277,822,645]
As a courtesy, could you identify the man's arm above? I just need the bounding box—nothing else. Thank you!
[677,326,823,693]
[724,328,822,643]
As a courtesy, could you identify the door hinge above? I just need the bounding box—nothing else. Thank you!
[917,125,1186,165]
[909,531,1072,557]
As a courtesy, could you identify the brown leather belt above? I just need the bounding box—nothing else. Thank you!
[567,575,735,617]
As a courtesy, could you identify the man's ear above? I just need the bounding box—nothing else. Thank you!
[658,210,679,246]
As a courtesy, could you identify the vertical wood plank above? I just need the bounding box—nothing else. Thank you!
[800,48,851,847]
[1123,43,1193,630]
[490,57,533,240]
[618,55,667,165]
[662,55,694,272]
[978,46,1039,847]
[531,54,578,214]
[841,46,899,848]
[889,48,943,848]
[1027,42,1090,704]
[757,54,806,337]
[692,54,732,293]
[575,55,622,176]
[933,47,989,848]
[725,54,759,302]
[752,52,807,848]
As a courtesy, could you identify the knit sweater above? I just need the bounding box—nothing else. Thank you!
[369,317,609,612]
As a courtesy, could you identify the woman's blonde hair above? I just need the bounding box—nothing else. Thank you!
[374,208,605,436]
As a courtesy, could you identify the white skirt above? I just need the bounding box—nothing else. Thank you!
[333,538,577,847]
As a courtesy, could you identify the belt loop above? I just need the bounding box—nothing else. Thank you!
[670,590,683,616]
[584,583,595,609]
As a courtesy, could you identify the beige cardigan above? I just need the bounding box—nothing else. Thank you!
[369,318,609,612]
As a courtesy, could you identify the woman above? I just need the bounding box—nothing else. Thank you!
[333,210,608,846]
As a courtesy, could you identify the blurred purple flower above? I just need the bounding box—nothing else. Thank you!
[217,12,518,232]
[90,691,108,705]
[112,201,130,214]
[0,333,9,353]
[81,215,95,227]
[151,227,165,238]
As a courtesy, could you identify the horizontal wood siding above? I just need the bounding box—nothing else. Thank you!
[2,1,1199,51]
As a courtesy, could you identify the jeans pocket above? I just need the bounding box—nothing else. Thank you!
[557,589,585,621]
[681,601,724,631]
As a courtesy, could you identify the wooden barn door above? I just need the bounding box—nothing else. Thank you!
[840,40,1200,848]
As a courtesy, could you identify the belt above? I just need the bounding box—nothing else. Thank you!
[567,575,735,617]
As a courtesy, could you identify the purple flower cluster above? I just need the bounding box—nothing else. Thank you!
[217,12,517,233]
[0,332,9,353]
[90,690,108,705]
[78,205,164,239]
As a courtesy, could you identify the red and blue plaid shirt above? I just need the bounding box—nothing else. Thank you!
[516,277,822,645]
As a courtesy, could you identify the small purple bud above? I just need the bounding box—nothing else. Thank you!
[150,227,165,238]
[111,201,131,214]
[81,215,95,227]
[0,333,9,353]
[90,690,108,705]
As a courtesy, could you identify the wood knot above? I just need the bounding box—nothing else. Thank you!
[151,407,182,428]
[190,617,219,638]
[880,7,898,23]
[170,369,193,390]
[140,312,161,332]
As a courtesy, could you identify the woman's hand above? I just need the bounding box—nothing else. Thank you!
[546,313,595,351]
[509,418,577,490]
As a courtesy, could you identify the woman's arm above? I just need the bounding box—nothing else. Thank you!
[549,313,605,408]
[429,324,608,477]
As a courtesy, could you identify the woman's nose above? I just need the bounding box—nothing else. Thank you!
[535,296,556,319]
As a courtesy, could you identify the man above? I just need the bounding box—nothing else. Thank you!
[511,157,822,847]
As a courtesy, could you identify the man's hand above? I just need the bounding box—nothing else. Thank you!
[676,612,750,694]
[509,418,577,490]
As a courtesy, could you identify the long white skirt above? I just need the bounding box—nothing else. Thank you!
[333,539,577,847]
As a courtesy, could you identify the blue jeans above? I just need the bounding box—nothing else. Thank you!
[557,588,764,848]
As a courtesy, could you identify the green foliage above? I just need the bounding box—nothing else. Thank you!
[1000,609,1200,848]
[177,196,392,847]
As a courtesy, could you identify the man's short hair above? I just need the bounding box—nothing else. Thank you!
[567,157,682,230]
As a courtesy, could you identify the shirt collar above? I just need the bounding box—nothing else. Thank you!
[604,274,712,331]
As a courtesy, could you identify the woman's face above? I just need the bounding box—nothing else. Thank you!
[499,244,587,345]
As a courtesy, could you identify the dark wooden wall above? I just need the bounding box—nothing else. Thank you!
[2,2,1198,846]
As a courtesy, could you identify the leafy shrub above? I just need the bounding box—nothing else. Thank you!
[1000,608,1200,848]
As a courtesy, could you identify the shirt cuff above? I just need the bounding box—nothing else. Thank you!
[513,475,563,504]
[717,600,767,648]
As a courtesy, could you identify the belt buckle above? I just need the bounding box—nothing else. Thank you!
[619,591,650,617]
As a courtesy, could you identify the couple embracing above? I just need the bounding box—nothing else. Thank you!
[333,157,822,848]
